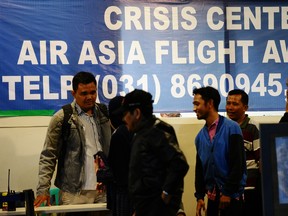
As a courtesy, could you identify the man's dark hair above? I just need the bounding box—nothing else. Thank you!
[193,86,221,111]
[227,89,249,106]
[72,71,96,91]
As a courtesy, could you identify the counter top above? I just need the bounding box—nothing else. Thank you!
[0,203,107,215]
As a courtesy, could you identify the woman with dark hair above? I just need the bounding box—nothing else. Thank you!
[108,96,134,216]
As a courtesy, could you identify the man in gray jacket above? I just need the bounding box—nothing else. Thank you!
[34,72,111,212]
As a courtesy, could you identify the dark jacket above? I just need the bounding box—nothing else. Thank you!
[108,124,133,187]
[129,116,189,211]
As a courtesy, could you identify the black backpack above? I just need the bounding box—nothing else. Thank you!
[61,104,73,143]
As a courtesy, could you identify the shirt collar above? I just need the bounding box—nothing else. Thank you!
[240,114,250,129]
[207,117,219,130]
[74,102,95,117]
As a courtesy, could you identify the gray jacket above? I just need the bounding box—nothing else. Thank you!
[36,100,111,196]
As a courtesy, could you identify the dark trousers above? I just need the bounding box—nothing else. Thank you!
[134,196,176,216]
[112,187,133,216]
[244,189,262,216]
[207,196,244,216]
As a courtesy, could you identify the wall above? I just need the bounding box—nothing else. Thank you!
[0,115,282,215]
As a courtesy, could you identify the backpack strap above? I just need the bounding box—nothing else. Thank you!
[58,104,73,169]
[61,104,73,142]
[96,103,109,118]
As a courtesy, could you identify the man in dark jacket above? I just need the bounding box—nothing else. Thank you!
[117,89,189,216]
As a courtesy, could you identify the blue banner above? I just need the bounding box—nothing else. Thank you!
[1,0,288,116]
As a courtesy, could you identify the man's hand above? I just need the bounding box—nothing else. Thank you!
[176,209,186,216]
[94,155,100,173]
[161,191,171,204]
[34,195,50,207]
[196,199,205,216]
[218,195,231,210]
[96,182,106,193]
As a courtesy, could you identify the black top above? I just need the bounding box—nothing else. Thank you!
[108,125,133,186]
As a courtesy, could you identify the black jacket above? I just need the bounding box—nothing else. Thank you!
[128,116,189,210]
[108,124,133,186]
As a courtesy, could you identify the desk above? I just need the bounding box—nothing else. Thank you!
[0,203,107,215]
